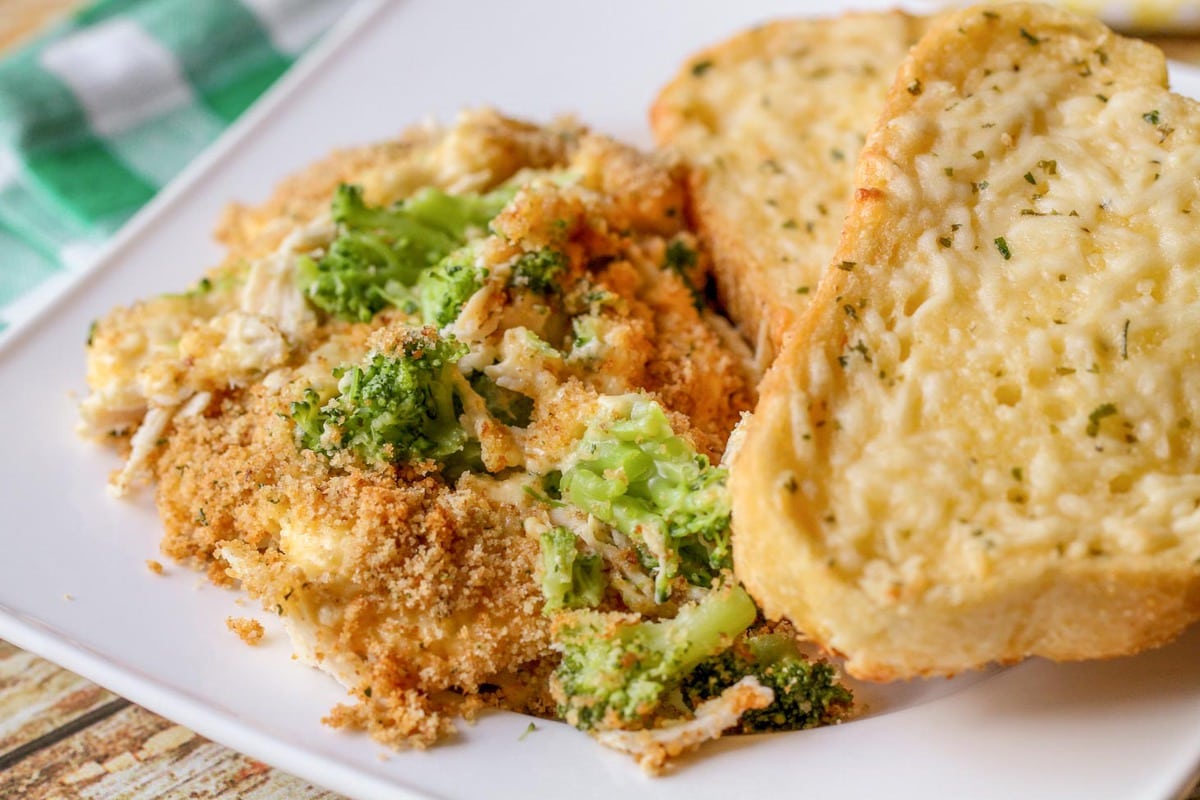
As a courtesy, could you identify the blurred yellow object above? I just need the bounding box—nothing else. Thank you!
[1058,0,1200,33]
[944,0,1200,33]
[0,0,83,53]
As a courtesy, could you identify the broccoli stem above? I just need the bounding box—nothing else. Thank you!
[642,582,757,674]
[539,526,605,612]
[552,581,757,730]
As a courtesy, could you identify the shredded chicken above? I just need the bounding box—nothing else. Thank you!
[594,677,775,774]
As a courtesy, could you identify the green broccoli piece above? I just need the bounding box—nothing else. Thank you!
[290,387,327,451]
[403,184,515,234]
[570,315,599,350]
[539,526,605,612]
[557,397,731,602]
[681,630,854,732]
[298,184,513,322]
[551,581,757,731]
[468,372,533,428]
[418,245,486,327]
[289,327,468,464]
[664,239,697,273]
[510,248,568,294]
[664,239,704,310]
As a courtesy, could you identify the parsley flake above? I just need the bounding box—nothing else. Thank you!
[994,236,1012,260]
[1086,403,1118,437]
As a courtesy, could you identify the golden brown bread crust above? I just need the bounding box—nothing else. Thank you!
[730,3,1200,681]
[650,12,927,361]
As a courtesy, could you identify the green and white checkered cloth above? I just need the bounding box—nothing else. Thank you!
[0,0,354,337]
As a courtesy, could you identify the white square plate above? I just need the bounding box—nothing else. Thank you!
[3,2,1200,798]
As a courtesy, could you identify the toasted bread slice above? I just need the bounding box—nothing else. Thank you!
[651,12,927,360]
[730,3,1200,681]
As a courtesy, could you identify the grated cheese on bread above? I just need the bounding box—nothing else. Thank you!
[650,12,927,361]
[730,3,1200,681]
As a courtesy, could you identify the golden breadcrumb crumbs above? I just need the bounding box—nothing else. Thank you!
[82,110,757,751]
[145,559,164,575]
[226,616,265,645]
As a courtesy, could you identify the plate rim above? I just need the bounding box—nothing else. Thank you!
[3,5,1200,799]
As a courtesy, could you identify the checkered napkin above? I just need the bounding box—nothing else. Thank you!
[0,0,354,337]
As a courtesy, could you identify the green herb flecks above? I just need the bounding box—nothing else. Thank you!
[994,236,1012,260]
[1086,403,1118,437]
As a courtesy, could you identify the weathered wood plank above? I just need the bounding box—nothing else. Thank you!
[0,701,343,799]
[0,642,344,798]
[0,642,118,756]
[5,638,1199,798]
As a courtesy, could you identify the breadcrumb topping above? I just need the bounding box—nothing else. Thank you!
[226,616,265,645]
[81,109,756,750]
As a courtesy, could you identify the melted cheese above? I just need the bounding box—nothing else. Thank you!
[808,20,1200,589]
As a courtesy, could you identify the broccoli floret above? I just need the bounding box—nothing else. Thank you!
[681,631,853,733]
[298,184,512,322]
[290,387,327,450]
[551,581,757,731]
[539,526,605,612]
[557,397,731,602]
[510,248,568,294]
[289,327,468,464]
[418,245,486,327]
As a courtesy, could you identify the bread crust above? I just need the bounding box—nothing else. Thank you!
[731,3,1200,680]
[651,12,927,360]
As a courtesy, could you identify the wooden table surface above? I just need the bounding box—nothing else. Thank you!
[4,3,1200,798]
[0,0,351,792]
[0,642,342,799]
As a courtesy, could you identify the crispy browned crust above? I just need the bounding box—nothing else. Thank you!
[731,4,1200,681]
[215,111,577,264]
[651,12,928,361]
[94,110,758,746]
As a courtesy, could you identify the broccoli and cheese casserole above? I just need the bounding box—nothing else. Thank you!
[79,109,852,772]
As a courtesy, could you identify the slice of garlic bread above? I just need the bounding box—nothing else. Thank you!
[731,3,1200,681]
[650,12,927,360]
